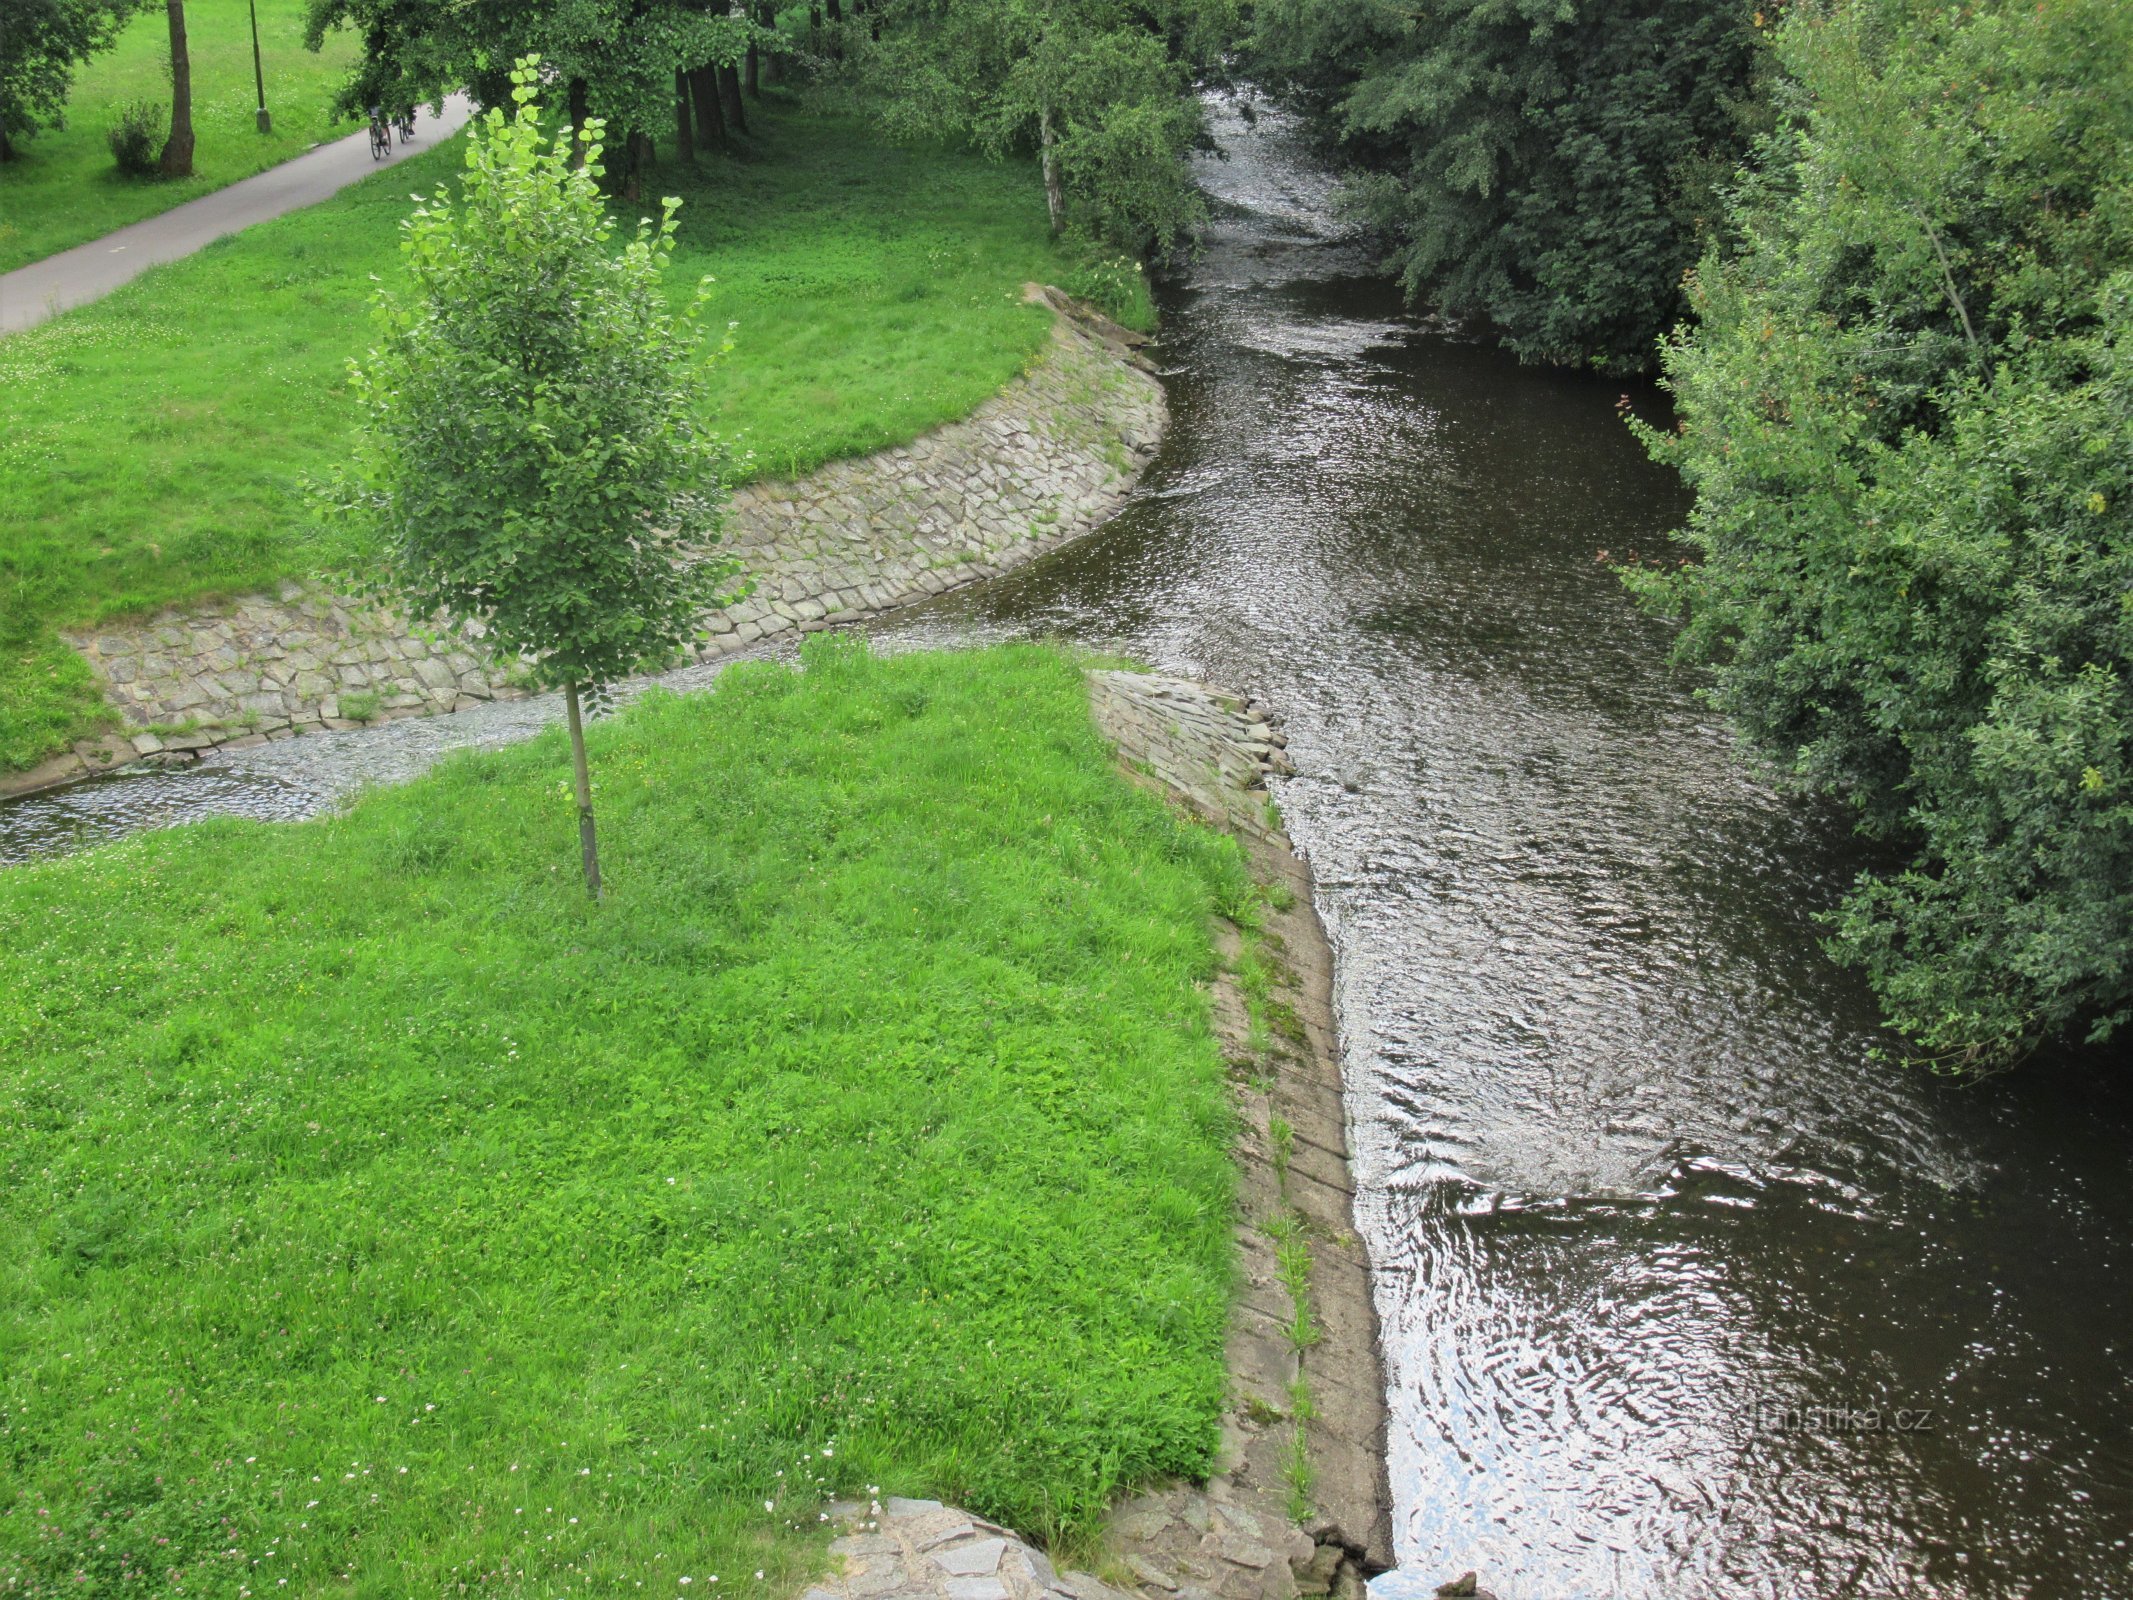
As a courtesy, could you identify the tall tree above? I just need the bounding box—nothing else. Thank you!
[304,0,773,165]
[862,0,1234,253]
[1250,0,1769,369]
[0,0,136,163]
[1630,0,2133,1068]
[327,59,740,897]
[158,0,193,176]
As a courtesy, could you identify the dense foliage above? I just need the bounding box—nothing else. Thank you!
[858,0,1235,253]
[1631,0,2133,1068]
[1249,0,1768,369]
[0,0,135,160]
[0,642,1242,1588]
[302,0,771,164]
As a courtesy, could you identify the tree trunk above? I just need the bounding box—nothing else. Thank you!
[674,70,695,163]
[568,77,591,167]
[1039,104,1064,237]
[757,2,778,85]
[745,38,760,98]
[809,5,821,53]
[690,65,724,148]
[825,0,843,57]
[718,61,747,136]
[159,0,195,178]
[0,129,15,164]
[565,684,603,899]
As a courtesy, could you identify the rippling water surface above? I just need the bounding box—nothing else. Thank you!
[6,93,2130,1600]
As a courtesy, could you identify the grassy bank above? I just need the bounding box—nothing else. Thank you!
[0,642,1240,1595]
[0,0,360,273]
[0,101,1155,772]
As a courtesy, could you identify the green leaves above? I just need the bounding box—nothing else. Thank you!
[1250,0,1769,369]
[859,0,1230,254]
[0,0,136,149]
[1644,0,2133,1069]
[330,60,740,700]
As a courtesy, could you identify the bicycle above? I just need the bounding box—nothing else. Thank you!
[367,107,392,161]
[396,108,417,144]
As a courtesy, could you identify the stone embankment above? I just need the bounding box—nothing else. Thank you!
[807,675,1394,1600]
[25,290,1163,795]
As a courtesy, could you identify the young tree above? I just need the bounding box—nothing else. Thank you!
[330,58,740,896]
[0,0,137,162]
[158,0,193,176]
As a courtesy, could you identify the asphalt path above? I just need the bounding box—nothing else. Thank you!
[0,94,473,335]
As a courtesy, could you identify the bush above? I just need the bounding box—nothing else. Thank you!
[106,98,160,176]
[1631,0,2133,1070]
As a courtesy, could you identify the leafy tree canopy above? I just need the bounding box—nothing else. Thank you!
[858,0,1237,253]
[0,0,138,157]
[1248,0,1771,369]
[1630,0,2133,1069]
[303,0,769,133]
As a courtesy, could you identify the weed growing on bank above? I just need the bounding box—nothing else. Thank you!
[0,643,1237,1593]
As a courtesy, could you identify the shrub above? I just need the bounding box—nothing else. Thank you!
[106,98,160,176]
[1631,0,2133,1070]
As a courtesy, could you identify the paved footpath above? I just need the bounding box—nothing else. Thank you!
[0,93,472,335]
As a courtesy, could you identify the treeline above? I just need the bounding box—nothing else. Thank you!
[1248,0,1771,370]
[292,0,1233,238]
[1262,0,2133,1071]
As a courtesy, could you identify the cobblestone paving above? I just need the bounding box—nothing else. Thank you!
[55,297,1163,778]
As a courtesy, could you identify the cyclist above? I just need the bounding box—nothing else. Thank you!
[396,107,417,144]
[367,105,392,160]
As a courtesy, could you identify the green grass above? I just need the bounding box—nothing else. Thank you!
[0,99,1156,772]
[0,0,360,273]
[0,641,1240,1595]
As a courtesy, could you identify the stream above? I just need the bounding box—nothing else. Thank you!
[6,94,2130,1600]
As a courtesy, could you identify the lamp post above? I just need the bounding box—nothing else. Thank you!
[249,0,270,133]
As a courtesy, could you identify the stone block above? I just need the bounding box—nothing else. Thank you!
[931,1539,1007,1578]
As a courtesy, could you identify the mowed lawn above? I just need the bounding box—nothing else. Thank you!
[0,0,361,272]
[0,642,1240,1596]
[0,101,1154,771]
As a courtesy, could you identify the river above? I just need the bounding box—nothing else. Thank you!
[5,93,2130,1600]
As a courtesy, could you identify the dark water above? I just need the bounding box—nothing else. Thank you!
[6,94,2130,1600]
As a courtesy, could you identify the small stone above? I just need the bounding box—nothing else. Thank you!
[1114,1508,1173,1543]
[1126,1557,1178,1592]
[884,1497,944,1517]
[1208,1536,1274,1573]
[942,1580,1009,1600]
[930,1539,1006,1578]
[830,1537,898,1559]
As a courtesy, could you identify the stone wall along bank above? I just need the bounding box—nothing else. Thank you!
[40,291,1164,788]
[1087,669,1395,1593]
